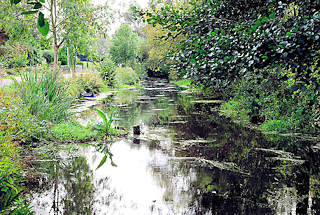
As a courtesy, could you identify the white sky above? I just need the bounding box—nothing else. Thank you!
[93,0,149,35]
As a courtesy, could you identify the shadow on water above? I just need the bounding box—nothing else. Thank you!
[30,78,320,215]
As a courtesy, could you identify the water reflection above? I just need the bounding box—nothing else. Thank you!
[30,78,320,215]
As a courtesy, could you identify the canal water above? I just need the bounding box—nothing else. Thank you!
[30,78,320,215]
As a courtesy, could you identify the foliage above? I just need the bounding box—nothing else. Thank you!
[109,24,138,66]
[49,122,98,142]
[94,107,115,135]
[76,72,103,94]
[114,67,140,87]
[132,61,147,79]
[220,98,250,122]
[141,23,183,76]
[96,58,116,86]
[15,69,74,123]
[133,0,320,89]
[64,72,104,97]
[0,141,23,212]
[58,46,68,65]
[0,92,47,143]
[222,65,320,132]
[0,43,29,68]
[42,49,54,64]
[1,197,35,215]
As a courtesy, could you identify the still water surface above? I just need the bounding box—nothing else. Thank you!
[30,78,320,215]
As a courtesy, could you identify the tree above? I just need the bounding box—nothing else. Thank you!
[109,24,138,66]
[9,0,110,68]
[133,0,320,89]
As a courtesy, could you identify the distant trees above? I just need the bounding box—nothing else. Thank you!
[109,24,138,66]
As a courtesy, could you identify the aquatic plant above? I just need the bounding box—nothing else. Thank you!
[49,122,98,142]
[14,68,74,123]
[94,107,116,135]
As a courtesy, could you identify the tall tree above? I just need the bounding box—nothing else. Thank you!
[109,24,138,66]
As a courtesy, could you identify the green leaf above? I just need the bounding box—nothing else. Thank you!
[256,20,261,26]
[262,17,268,23]
[37,19,49,36]
[34,3,42,9]
[39,0,45,3]
[11,0,21,5]
[96,155,107,169]
[95,108,108,126]
[269,13,275,19]
[38,12,45,27]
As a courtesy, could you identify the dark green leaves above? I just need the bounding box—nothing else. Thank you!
[21,11,38,15]
[37,13,49,36]
[10,0,21,5]
[33,3,42,9]
[37,12,45,27]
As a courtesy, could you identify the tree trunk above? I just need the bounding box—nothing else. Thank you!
[51,0,59,70]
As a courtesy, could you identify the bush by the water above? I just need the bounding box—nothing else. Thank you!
[97,58,116,86]
[0,92,47,143]
[15,69,74,123]
[65,71,104,97]
[114,67,139,87]
[221,66,320,133]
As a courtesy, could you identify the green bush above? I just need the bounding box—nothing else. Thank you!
[0,92,47,143]
[114,67,139,87]
[132,61,146,79]
[0,43,30,68]
[221,66,320,133]
[96,58,116,86]
[15,69,74,123]
[64,72,104,97]
[0,141,23,211]
[41,49,54,64]
[58,46,68,65]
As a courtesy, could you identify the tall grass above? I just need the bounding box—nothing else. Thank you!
[15,69,74,123]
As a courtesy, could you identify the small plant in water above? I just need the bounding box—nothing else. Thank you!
[94,107,116,135]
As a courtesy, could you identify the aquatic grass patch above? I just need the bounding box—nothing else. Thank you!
[49,122,99,142]
[14,69,74,123]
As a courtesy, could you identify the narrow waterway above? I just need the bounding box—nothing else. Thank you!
[30,78,320,215]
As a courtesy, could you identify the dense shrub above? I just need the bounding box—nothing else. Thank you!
[221,65,320,133]
[15,69,74,123]
[0,141,23,212]
[0,92,47,143]
[65,72,104,97]
[114,67,139,86]
[132,61,147,79]
[58,46,68,65]
[96,58,116,86]
[41,49,54,64]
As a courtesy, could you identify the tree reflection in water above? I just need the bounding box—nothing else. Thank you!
[30,78,320,214]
